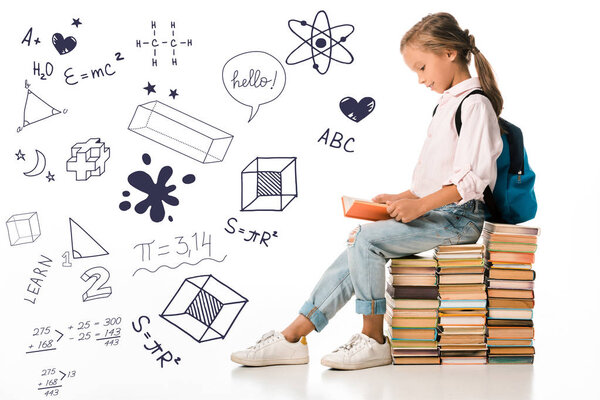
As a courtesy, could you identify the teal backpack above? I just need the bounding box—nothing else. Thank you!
[433,89,537,224]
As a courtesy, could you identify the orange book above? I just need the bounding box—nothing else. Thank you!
[485,242,537,253]
[488,298,535,308]
[489,268,535,281]
[438,284,486,292]
[441,357,487,365]
[486,251,535,264]
[438,335,486,345]
[487,326,535,339]
[489,347,535,355]
[393,357,441,365]
[438,266,485,274]
[437,259,484,267]
[389,328,437,340]
[482,231,538,244]
[487,288,534,299]
[439,292,487,300]
[389,266,437,275]
[342,196,390,221]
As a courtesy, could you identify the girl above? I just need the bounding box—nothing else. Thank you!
[231,12,503,370]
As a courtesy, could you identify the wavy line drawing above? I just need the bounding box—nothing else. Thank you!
[132,254,227,277]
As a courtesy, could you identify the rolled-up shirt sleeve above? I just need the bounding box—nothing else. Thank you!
[442,100,502,205]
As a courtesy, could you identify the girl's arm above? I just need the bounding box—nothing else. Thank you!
[372,189,419,204]
[386,184,461,222]
[388,97,501,222]
[417,184,462,213]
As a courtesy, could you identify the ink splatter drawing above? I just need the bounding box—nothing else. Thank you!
[119,154,195,223]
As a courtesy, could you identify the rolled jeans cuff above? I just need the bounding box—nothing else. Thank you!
[355,298,386,315]
[299,301,328,332]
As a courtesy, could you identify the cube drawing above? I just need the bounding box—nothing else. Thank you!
[241,157,297,211]
[128,101,233,164]
[160,275,248,343]
[6,212,41,246]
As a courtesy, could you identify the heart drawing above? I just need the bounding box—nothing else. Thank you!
[339,97,376,123]
[52,33,77,55]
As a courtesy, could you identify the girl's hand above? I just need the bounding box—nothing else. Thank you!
[386,199,425,223]
[372,193,400,204]
[373,190,419,204]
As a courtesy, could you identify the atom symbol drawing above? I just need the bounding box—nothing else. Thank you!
[286,10,355,75]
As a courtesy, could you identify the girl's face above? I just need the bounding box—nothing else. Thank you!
[402,45,462,94]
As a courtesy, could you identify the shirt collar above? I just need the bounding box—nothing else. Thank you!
[443,76,481,97]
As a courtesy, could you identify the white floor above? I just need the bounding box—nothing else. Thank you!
[217,308,596,400]
[230,363,537,400]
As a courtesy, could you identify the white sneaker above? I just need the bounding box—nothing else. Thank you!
[321,333,392,370]
[230,330,309,366]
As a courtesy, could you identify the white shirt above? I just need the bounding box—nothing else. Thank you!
[410,77,503,205]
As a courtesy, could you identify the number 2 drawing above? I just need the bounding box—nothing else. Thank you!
[80,266,112,302]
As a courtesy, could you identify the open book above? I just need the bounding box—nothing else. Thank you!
[342,196,390,221]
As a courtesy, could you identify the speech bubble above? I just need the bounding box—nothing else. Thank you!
[222,51,286,122]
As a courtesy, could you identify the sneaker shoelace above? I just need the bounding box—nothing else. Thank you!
[249,330,279,350]
[334,333,372,354]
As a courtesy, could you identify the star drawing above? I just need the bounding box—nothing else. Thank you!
[143,82,156,95]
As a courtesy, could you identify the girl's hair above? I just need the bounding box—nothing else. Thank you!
[401,12,503,117]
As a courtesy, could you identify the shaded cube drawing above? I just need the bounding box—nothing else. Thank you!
[241,157,297,211]
[160,275,248,343]
[6,212,41,246]
[128,101,233,163]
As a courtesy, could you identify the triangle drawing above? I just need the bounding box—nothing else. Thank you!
[69,218,109,259]
[22,89,61,128]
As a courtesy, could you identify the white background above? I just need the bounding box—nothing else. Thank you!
[1,1,599,399]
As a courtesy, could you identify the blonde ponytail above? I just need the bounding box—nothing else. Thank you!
[467,32,503,116]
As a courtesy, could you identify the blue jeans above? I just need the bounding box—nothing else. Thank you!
[299,199,485,332]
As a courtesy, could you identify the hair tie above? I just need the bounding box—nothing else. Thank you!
[466,32,479,55]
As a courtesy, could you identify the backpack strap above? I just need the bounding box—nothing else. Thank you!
[429,88,503,221]
[483,186,503,223]
[431,88,486,130]
[455,89,486,136]
[454,89,505,223]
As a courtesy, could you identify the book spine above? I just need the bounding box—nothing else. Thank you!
[485,228,537,364]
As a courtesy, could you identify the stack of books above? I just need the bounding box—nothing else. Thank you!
[435,244,488,365]
[385,255,440,365]
[483,221,540,364]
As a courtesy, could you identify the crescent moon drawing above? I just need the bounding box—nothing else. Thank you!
[23,149,47,177]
